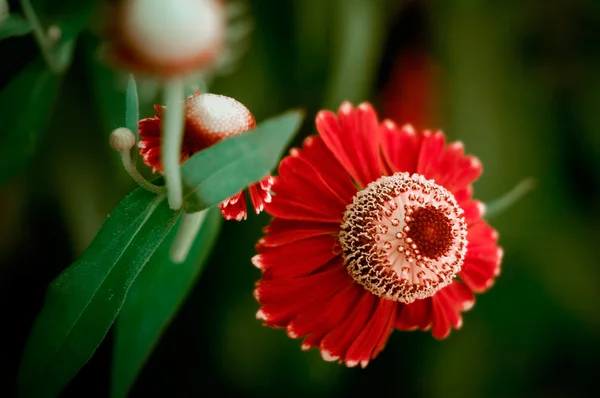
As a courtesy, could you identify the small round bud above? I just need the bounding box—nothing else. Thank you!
[110,127,136,151]
[47,25,62,44]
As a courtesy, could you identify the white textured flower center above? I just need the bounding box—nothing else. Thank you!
[125,0,224,63]
[339,172,468,303]
[186,93,255,139]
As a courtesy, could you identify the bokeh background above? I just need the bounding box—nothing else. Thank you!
[1,0,599,397]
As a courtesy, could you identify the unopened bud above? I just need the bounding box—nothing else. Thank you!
[47,25,62,44]
[185,93,256,148]
[111,0,225,76]
[110,127,136,151]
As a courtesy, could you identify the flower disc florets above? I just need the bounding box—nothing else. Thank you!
[339,172,468,303]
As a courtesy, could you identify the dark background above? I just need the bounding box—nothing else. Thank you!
[1,0,599,397]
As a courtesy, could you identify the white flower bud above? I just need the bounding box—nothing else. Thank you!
[117,0,225,75]
[110,127,136,151]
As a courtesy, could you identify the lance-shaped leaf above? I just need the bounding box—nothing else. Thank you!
[0,14,32,39]
[0,57,61,186]
[111,207,222,398]
[181,110,305,213]
[18,189,179,398]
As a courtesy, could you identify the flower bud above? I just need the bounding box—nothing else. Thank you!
[110,127,136,151]
[105,0,225,76]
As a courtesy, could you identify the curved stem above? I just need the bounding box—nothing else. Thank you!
[21,0,59,73]
[120,150,165,194]
[162,78,185,210]
[170,210,207,263]
[485,178,535,219]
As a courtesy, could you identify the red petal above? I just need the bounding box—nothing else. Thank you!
[255,263,349,327]
[395,297,433,331]
[427,141,483,194]
[219,192,247,221]
[138,117,163,171]
[252,235,339,279]
[316,102,382,188]
[454,185,473,203]
[248,176,273,215]
[345,299,397,367]
[460,221,502,292]
[288,281,360,339]
[265,178,343,223]
[259,218,338,247]
[460,199,486,225]
[430,282,474,339]
[318,290,377,362]
[300,136,357,204]
[416,130,446,178]
[139,116,162,138]
[396,281,474,339]
[275,151,348,218]
[380,122,423,175]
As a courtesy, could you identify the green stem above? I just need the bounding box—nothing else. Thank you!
[170,210,207,263]
[485,178,535,219]
[161,78,185,210]
[21,0,60,73]
[120,150,165,194]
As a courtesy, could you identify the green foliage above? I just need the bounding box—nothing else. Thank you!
[18,189,179,398]
[0,14,32,39]
[112,207,223,398]
[17,100,303,397]
[0,57,60,185]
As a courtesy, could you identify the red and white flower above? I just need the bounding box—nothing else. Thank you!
[253,101,503,367]
[138,92,272,220]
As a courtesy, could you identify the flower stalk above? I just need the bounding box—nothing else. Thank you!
[110,127,164,194]
[170,210,207,263]
[485,178,535,219]
[119,149,165,194]
[161,78,185,210]
[20,0,63,73]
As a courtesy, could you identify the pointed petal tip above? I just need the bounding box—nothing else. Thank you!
[339,101,355,114]
[256,308,267,320]
[321,349,340,362]
[251,254,263,269]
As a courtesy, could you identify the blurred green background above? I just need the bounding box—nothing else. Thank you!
[1,0,599,397]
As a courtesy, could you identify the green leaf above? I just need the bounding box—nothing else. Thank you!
[0,14,32,39]
[181,110,305,213]
[111,207,223,398]
[125,74,140,139]
[0,57,61,186]
[18,188,179,398]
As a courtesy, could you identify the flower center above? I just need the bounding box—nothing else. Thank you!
[339,172,468,303]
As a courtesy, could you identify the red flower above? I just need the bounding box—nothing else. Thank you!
[253,102,502,367]
[138,92,273,220]
[380,48,440,131]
